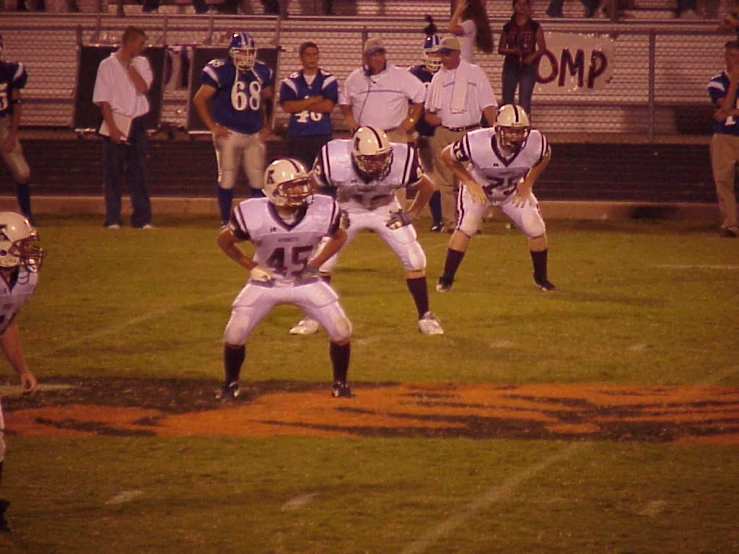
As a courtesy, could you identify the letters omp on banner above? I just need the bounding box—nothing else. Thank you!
[536,33,616,93]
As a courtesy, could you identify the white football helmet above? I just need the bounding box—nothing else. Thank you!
[351,126,392,180]
[263,158,314,208]
[228,31,257,72]
[494,104,531,153]
[0,212,45,272]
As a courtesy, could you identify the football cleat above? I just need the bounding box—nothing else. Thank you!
[429,222,444,233]
[331,382,353,398]
[217,381,240,401]
[534,278,557,291]
[0,499,11,533]
[436,276,453,293]
[418,311,444,335]
[289,317,320,335]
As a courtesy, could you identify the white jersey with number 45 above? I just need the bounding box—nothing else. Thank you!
[229,194,341,287]
[453,127,548,205]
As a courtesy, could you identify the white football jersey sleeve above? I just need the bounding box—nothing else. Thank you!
[0,269,38,335]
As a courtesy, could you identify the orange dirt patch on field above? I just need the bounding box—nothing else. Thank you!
[5,382,739,444]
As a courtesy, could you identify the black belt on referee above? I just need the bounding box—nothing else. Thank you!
[443,124,480,132]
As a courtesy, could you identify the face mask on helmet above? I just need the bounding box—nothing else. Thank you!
[352,126,393,180]
[494,104,531,153]
[423,34,442,72]
[0,212,45,272]
[229,31,257,72]
[263,159,314,208]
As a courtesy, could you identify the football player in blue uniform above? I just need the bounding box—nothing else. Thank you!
[193,31,275,227]
[0,35,34,224]
[216,159,354,399]
[0,212,43,532]
[289,126,445,337]
[279,41,338,171]
[409,19,444,232]
[437,104,556,293]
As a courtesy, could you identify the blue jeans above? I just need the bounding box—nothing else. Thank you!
[102,117,151,227]
[501,59,539,116]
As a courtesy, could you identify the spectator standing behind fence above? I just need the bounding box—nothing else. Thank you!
[707,40,739,239]
[339,37,426,144]
[0,35,34,224]
[409,18,445,232]
[448,0,494,64]
[424,36,497,231]
[92,26,154,229]
[193,31,274,228]
[498,0,546,118]
[279,42,338,170]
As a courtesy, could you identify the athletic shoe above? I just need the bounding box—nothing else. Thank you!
[331,382,353,398]
[141,224,156,230]
[0,499,11,533]
[430,222,444,233]
[534,278,557,291]
[418,311,444,335]
[436,276,454,292]
[105,223,121,229]
[719,228,737,238]
[217,381,240,401]
[289,317,320,335]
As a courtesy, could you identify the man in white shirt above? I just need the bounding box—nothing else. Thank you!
[339,37,426,143]
[92,26,154,229]
[424,35,497,229]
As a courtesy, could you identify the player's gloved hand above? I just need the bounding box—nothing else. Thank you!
[511,190,531,208]
[296,265,321,285]
[385,210,414,230]
[340,210,351,230]
[249,265,274,284]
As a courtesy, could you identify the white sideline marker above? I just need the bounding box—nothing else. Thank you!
[401,443,587,554]
[280,493,318,512]
[105,490,144,505]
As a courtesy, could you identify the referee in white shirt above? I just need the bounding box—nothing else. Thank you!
[339,37,426,143]
[424,36,497,229]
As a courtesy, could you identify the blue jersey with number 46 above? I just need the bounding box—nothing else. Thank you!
[201,58,274,135]
[279,69,338,137]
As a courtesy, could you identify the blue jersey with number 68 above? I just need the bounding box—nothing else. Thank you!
[201,58,274,135]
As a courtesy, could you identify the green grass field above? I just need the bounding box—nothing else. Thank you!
[0,215,737,553]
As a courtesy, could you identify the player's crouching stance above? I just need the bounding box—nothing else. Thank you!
[0,212,43,532]
[289,126,444,337]
[436,104,556,293]
[216,159,353,400]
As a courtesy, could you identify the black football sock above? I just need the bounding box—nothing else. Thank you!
[15,183,32,223]
[429,190,442,225]
[223,345,245,384]
[406,276,429,318]
[217,186,234,224]
[330,342,350,383]
[441,249,465,281]
[530,249,549,282]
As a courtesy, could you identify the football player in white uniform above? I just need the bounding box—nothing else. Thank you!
[216,158,354,399]
[0,212,43,532]
[436,104,556,292]
[289,126,444,337]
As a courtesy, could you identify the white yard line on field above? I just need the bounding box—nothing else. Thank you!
[400,443,587,554]
[654,264,739,270]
